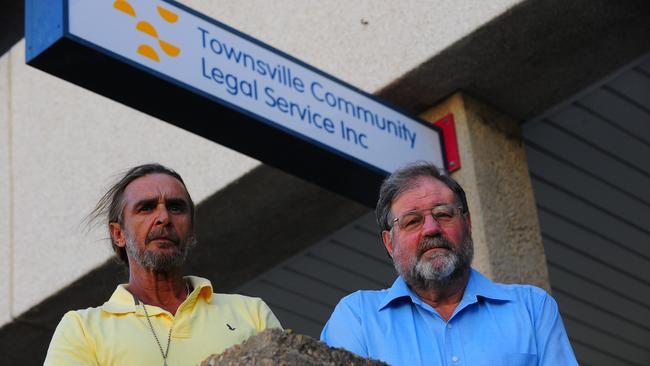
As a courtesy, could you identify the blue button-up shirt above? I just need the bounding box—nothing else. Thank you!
[321,269,577,366]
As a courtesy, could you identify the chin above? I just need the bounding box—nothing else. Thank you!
[418,256,457,278]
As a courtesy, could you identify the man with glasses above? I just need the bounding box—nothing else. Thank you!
[321,161,577,366]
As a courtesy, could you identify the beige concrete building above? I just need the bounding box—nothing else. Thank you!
[1,1,649,365]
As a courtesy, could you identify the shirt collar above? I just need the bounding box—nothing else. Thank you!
[378,268,513,311]
[101,275,214,315]
[378,275,418,311]
[462,269,513,302]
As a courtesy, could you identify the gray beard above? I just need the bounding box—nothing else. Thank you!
[394,234,473,290]
[125,232,196,272]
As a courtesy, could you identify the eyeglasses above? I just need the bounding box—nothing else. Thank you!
[391,205,463,232]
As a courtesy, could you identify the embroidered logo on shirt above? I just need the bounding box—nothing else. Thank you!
[226,323,236,331]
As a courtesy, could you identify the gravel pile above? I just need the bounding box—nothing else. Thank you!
[201,329,387,366]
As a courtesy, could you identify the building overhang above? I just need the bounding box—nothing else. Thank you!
[378,0,650,120]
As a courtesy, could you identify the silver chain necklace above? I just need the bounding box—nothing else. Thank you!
[136,282,190,366]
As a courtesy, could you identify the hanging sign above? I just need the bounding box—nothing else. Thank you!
[26,0,449,205]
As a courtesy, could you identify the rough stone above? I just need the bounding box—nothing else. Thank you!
[201,329,387,366]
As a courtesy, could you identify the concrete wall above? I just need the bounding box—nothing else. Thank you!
[0,0,525,326]
[0,49,12,326]
[186,0,522,94]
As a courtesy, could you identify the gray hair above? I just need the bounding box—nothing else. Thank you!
[375,161,468,233]
[87,163,195,264]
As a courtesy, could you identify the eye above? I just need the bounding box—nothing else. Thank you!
[432,206,455,221]
[400,213,423,229]
[167,202,187,213]
[138,203,154,212]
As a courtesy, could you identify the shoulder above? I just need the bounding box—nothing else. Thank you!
[472,270,550,302]
[51,306,111,338]
[46,310,101,365]
[210,293,282,330]
[329,288,390,322]
[58,305,103,325]
[210,293,268,307]
[495,282,554,305]
[209,293,274,316]
[338,289,388,308]
[188,275,269,309]
[321,289,391,355]
[55,310,83,328]
[486,281,560,323]
[49,308,103,349]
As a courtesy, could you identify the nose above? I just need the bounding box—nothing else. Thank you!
[154,206,170,226]
[421,213,441,236]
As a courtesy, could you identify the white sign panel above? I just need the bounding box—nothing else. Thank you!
[68,0,444,172]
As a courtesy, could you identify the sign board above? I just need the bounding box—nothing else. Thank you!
[26,0,448,206]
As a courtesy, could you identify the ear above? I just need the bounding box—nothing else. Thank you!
[109,222,126,248]
[382,230,394,257]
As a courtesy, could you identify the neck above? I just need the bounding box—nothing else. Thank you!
[412,270,470,322]
[127,265,189,315]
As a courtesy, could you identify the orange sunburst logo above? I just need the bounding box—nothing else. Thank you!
[113,0,180,63]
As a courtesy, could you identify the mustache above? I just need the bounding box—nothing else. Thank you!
[417,236,453,257]
[146,227,180,244]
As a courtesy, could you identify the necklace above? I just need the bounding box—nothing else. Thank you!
[136,282,191,366]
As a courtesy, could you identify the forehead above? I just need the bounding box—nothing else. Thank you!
[122,173,189,205]
[391,176,455,213]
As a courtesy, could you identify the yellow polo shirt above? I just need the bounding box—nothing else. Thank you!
[44,276,282,365]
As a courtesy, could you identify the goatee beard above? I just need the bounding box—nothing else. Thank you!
[394,234,473,290]
[125,229,197,272]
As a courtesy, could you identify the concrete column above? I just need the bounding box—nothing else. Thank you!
[420,93,550,291]
[0,51,13,325]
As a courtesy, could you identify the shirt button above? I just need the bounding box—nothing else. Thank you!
[447,324,453,329]
[451,356,459,363]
